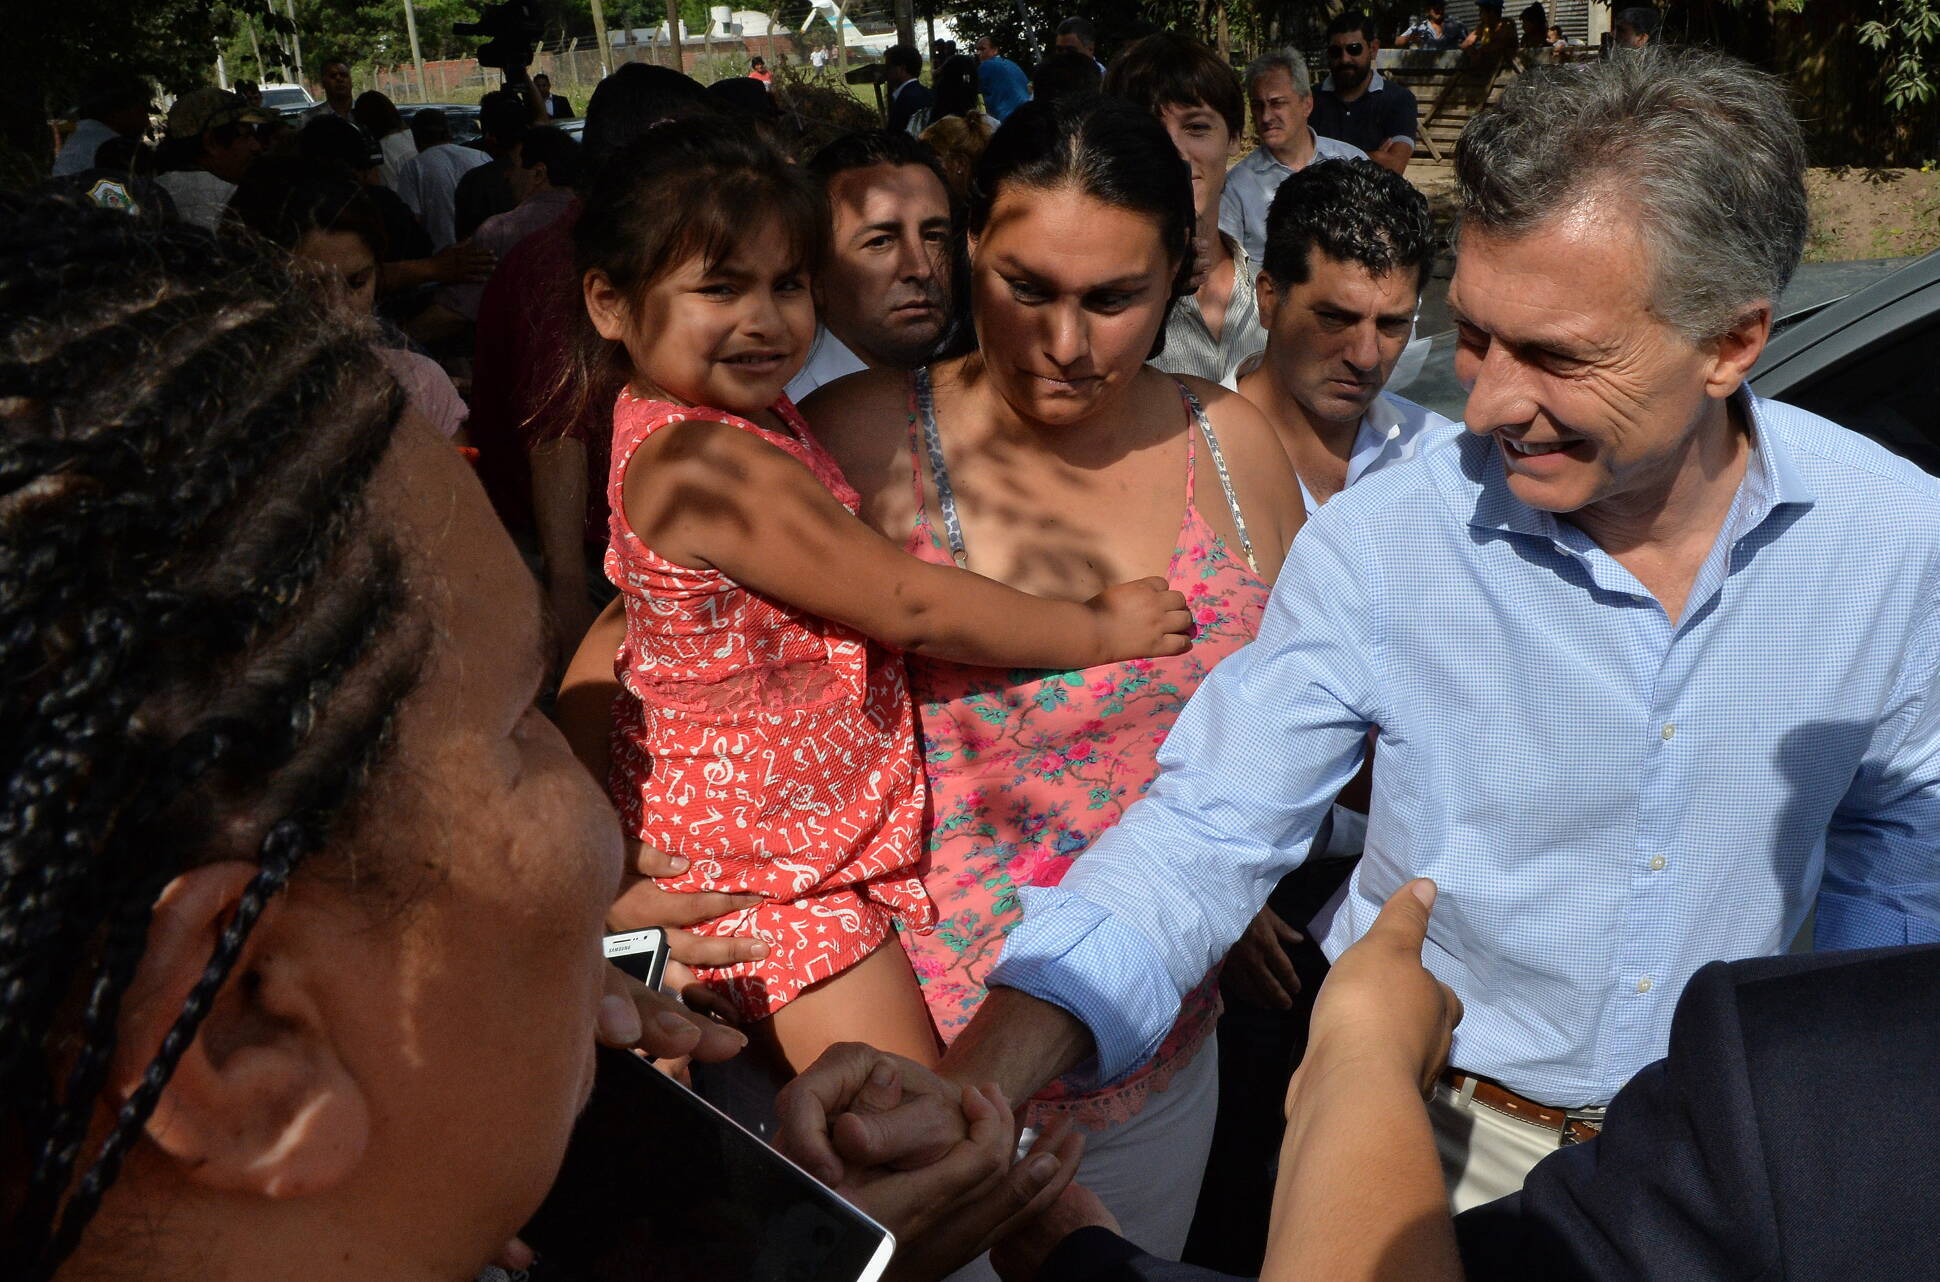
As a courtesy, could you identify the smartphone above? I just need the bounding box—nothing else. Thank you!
[522,1045,896,1282]
[602,928,668,991]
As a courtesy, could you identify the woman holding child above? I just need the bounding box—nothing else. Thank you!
[580,94,1304,1266]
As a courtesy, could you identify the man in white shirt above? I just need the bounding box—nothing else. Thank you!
[395,108,493,250]
[787,130,954,404]
[155,88,268,231]
[1219,50,1366,267]
[52,71,153,177]
[1238,158,1454,515]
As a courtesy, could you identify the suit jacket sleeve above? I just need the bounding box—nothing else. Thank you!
[1036,1228,1251,1282]
[1453,957,1779,1281]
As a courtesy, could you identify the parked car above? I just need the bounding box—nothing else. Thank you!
[394,102,485,142]
[1400,254,1937,474]
[259,82,317,115]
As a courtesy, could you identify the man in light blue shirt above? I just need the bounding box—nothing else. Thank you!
[775,50,1940,1217]
[1219,50,1366,267]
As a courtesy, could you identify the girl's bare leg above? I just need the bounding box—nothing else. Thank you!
[750,939,941,1077]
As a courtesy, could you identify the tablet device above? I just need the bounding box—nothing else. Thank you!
[522,1045,896,1282]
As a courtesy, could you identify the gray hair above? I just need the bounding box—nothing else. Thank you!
[1455,49,1806,340]
[1244,49,1312,99]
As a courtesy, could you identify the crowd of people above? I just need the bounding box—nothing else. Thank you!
[5,10,1939,1282]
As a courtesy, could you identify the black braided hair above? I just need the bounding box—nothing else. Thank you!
[0,193,428,1279]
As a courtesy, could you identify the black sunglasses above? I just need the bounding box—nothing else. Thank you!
[1327,41,1367,58]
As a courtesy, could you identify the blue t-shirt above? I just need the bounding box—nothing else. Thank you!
[977,56,1030,121]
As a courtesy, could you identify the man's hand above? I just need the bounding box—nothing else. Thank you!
[608,838,771,969]
[776,1042,972,1187]
[594,959,747,1064]
[1222,904,1305,1009]
[860,1079,1085,1281]
[1300,879,1460,1097]
[430,238,496,283]
[989,1181,1119,1282]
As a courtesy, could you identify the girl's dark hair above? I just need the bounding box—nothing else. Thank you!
[563,116,826,422]
[226,155,390,263]
[0,195,424,1278]
[944,93,1196,361]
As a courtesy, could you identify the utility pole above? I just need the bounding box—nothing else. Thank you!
[246,16,267,83]
[215,48,229,90]
[893,0,915,49]
[665,0,682,71]
[286,0,305,86]
[401,0,429,101]
[589,0,612,78]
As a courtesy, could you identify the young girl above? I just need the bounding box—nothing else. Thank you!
[575,119,1192,1074]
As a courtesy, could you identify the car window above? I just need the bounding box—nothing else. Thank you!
[1782,317,1940,476]
[262,88,309,107]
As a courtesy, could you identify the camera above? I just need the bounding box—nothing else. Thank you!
[454,0,542,71]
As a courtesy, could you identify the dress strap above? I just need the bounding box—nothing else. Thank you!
[912,367,970,569]
[1175,381,1261,575]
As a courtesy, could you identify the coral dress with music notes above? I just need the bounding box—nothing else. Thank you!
[604,393,936,1022]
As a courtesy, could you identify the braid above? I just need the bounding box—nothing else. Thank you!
[0,194,429,1278]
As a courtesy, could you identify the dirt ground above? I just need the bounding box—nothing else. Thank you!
[1803,167,1940,262]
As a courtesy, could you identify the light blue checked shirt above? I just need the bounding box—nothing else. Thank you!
[987,392,1940,1108]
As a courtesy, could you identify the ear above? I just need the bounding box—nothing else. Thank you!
[1703,302,1773,400]
[1254,270,1279,325]
[582,269,633,344]
[112,864,370,1200]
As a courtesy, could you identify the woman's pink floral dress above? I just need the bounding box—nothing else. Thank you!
[899,370,1271,1130]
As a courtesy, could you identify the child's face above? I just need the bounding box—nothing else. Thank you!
[604,216,816,416]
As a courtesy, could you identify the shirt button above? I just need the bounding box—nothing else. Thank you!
[1660,722,1676,741]
[1636,976,1654,993]
[1650,855,1667,871]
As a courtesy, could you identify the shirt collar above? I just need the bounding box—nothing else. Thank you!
[1246,129,1327,176]
[1464,387,1818,544]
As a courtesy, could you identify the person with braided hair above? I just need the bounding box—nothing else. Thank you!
[0,194,752,1280]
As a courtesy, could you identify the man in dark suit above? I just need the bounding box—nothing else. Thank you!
[993,887,1940,1281]
[884,43,933,134]
[533,72,574,119]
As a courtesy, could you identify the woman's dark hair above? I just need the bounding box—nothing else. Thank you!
[1103,32,1245,138]
[0,195,423,1279]
[352,89,405,138]
[944,94,1195,361]
[562,116,826,423]
[227,155,390,263]
[581,63,714,167]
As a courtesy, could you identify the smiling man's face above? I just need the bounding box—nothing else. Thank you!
[1451,201,1743,519]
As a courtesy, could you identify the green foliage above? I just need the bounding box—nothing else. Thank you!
[1856,0,1940,108]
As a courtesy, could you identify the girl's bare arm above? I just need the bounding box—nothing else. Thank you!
[623,419,1191,669]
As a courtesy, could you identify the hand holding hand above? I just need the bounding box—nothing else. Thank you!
[1086,577,1192,662]
[775,1042,971,1188]
[1300,880,1461,1098]
[1222,904,1305,1010]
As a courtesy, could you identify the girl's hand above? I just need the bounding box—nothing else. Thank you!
[608,838,772,970]
[1084,577,1193,662]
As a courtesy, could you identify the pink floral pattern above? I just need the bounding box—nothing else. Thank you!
[900,403,1271,1131]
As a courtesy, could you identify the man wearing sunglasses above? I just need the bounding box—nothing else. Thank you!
[156,87,269,231]
[1310,11,1418,175]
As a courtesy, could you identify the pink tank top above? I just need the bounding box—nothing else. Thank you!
[899,369,1271,1129]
